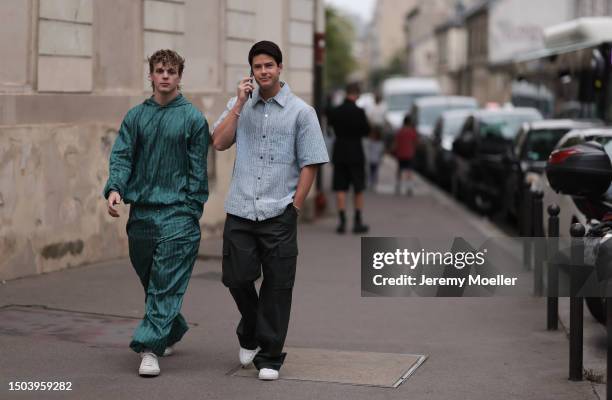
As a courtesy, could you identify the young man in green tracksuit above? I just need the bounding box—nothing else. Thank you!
[103,49,209,377]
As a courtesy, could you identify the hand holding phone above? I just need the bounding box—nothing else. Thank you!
[237,76,254,104]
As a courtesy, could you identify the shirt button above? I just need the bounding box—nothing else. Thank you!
[260,156,263,159]
[263,135,266,138]
[265,114,268,118]
[258,177,261,180]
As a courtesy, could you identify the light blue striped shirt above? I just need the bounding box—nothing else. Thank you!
[213,82,329,221]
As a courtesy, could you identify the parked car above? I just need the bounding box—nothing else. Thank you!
[411,96,478,177]
[540,127,612,240]
[381,77,441,135]
[451,107,543,211]
[432,109,476,188]
[500,119,601,221]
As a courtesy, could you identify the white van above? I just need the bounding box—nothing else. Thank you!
[381,77,441,133]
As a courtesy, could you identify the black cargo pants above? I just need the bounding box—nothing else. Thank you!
[222,204,298,371]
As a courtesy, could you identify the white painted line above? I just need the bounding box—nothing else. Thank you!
[393,354,428,388]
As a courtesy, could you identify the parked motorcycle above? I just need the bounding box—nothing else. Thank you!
[546,140,612,324]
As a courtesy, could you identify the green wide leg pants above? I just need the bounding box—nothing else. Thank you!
[126,205,201,357]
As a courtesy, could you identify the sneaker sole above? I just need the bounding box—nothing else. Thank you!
[139,369,160,377]
[258,375,279,381]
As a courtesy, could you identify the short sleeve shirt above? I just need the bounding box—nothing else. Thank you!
[213,82,329,221]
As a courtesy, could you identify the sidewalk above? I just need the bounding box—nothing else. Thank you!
[0,161,602,399]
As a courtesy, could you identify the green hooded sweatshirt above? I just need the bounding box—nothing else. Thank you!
[103,94,209,218]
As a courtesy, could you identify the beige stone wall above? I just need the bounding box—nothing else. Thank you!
[445,28,468,74]
[370,0,419,69]
[224,0,314,100]
[465,66,511,105]
[408,36,437,78]
[38,0,94,92]
[436,26,469,95]
[0,123,126,280]
[405,0,456,78]
[0,0,317,281]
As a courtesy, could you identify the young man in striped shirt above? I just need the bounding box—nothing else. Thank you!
[212,41,329,380]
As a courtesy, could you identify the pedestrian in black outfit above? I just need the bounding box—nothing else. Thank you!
[328,82,370,234]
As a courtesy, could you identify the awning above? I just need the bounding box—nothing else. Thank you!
[515,39,605,63]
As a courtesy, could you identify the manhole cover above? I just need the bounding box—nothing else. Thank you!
[0,305,141,348]
[230,347,426,388]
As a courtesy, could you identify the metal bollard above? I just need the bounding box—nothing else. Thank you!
[569,222,585,381]
[532,191,544,296]
[520,181,530,236]
[522,183,533,271]
[547,204,560,331]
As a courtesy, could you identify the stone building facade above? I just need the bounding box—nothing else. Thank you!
[366,0,419,70]
[0,0,318,280]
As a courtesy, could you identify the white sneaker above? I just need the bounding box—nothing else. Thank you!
[139,351,160,376]
[163,346,174,357]
[258,368,279,381]
[239,346,261,367]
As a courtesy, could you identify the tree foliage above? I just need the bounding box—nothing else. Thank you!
[325,6,357,91]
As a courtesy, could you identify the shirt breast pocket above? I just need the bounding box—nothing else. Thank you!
[270,131,296,164]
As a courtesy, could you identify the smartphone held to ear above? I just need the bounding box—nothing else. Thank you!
[249,71,254,98]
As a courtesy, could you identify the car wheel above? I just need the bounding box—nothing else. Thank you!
[473,193,491,213]
[497,182,513,222]
[451,175,462,201]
